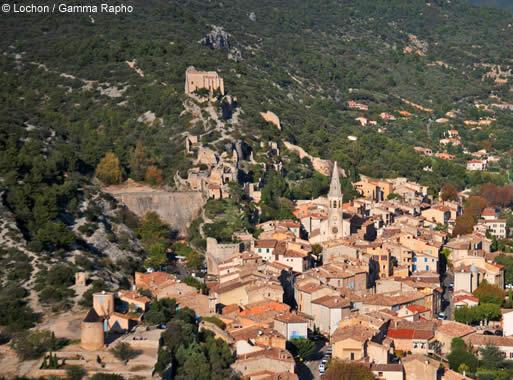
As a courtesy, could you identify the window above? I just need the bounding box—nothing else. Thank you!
[426,265,430,271]
[350,353,355,360]
[424,258,428,262]
[510,352,513,359]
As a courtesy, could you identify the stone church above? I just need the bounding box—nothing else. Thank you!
[310,162,351,244]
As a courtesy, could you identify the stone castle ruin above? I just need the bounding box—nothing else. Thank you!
[185,66,225,96]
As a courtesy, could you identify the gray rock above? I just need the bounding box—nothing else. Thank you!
[201,25,230,50]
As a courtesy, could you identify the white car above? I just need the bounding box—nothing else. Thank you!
[319,362,326,374]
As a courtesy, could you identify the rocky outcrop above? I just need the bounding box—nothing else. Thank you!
[201,25,230,50]
[283,141,345,177]
[260,111,281,130]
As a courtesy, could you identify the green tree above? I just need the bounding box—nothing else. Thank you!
[111,342,141,364]
[95,152,122,185]
[479,344,505,370]
[447,338,478,374]
[66,366,87,380]
[175,343,211,380]
[288,338,315,362]
[144,242,167,269]
[129,141,149,181]
[12,329,54,360]
[137,212,170,247]
[144,298,177,326]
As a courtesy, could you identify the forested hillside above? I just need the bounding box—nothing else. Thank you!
[470,0,513,12]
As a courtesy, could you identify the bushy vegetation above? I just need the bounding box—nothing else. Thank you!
[448,338,513,378]
[323,359,376,380]
[34,264,76,309]
[153,306,236,379]
[0,248,39,331]
[11,330,64,360]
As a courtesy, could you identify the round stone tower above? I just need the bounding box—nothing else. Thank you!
[93,291,115,317]
[80,308,104,351]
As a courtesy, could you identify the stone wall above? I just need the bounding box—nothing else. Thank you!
[104,181,205,237]
[112,190,204,237]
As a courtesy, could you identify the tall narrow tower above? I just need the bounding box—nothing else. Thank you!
[327,162,345,239]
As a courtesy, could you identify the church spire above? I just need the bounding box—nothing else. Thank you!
[328,161,342,198]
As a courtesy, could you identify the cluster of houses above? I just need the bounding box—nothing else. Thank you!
[195,163,512,379]
[35,68,513,379]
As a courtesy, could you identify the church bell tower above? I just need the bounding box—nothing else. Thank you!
[327,161,345,238]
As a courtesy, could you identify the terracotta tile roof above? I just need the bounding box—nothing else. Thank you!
[222,304,241,315]
[274,313,309,324]
[371,363,404,372]
[295,282,326,294]
[236,347,294,363]
[118,290,150,304]
[136,271,176,289]
[229,325,285,341]
[282,249,307,258]
[465,334,513,347]
[481,207,497,217]
[361,292,425,307]
[406,304,430,313]
[255,240,278,249]
[311,295,351,309]
[387,328,433,340]
[332,325,376,343]
[436,321,475,338]
[453,294,479,304]
[239,301,290,317]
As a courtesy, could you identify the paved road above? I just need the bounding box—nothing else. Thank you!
[299,341,331,380]
[442,271,454,319]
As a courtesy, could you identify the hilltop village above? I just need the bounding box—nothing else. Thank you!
[7,67,513,380]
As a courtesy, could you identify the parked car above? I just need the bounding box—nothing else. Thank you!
[437,312,447,320]
[495,329,503,336]
[483,330,494,335]
[319,361,327,374]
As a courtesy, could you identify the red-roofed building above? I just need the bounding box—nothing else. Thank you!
[453,293,479,309]
[387,328,434,354]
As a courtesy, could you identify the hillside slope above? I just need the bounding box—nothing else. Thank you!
[1,0,513,305]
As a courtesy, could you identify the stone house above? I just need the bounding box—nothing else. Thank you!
[294,279,337,316]
[310,296,351,336]
[435,321,476,355]
[231,348,295,379]
[273,313,309,340]
[386,328,434,354]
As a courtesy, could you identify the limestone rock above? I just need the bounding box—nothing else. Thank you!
[260,111,281,130]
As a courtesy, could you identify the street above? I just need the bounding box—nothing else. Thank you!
[442,271,454,319]
[298,341,331,380]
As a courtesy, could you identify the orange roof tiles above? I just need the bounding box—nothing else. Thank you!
[387,328,433,340]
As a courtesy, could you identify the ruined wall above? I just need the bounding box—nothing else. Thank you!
[115,191,205,237]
